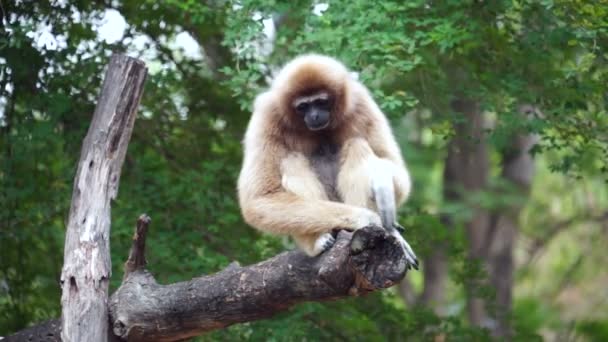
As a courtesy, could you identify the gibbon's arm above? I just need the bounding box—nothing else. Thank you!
[240,191,381,236]
[238,152,381,235]
[238,102,381,237]
[340,84,418,268]
[357,84,412,206]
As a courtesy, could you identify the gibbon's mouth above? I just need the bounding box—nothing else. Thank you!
[308,121,330,131]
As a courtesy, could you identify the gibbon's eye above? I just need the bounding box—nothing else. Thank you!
[295,102,310,114]
[314,98,330,110]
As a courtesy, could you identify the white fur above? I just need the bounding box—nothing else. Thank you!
[281,153,328,200]
[312,233,335,256]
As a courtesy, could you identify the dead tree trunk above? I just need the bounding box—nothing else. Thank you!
[6,217,413,342]
[59,54,147,342]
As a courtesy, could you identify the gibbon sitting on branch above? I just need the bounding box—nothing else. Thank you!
[237,54,417,268]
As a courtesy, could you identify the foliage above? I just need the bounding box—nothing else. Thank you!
[1,0,607,340]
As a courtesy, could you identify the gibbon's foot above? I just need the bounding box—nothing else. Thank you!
[312,233,336,256]
[389,230,419,270]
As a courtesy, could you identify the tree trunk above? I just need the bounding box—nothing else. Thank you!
[418,233,448,311]
[437,101,538,332]
[486,105,539,336]
[59,54,147,342]
[444,98,490,325]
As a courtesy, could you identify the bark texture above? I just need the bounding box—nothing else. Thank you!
[109,218,411,341]
[59,54,147,342]
[6,219,412,342]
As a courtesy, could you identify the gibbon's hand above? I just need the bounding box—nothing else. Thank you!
[370,159,419,270]
[351,207,383,231]
[310,208,380,256]
[370,158,398,229]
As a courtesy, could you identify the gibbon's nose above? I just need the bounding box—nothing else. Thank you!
[306,109,329,131]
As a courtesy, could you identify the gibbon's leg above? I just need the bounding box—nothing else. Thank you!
[336,138,376,209]
[280,153,378,256]
[337,138,419,268]
[280,153,335,256]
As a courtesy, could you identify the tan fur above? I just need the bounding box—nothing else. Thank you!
[281,153,328,200]
[237,54,411,256]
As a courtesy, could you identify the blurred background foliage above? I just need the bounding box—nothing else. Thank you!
[1,0,607,340]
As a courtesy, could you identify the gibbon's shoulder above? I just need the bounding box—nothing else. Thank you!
[253,90,276,114]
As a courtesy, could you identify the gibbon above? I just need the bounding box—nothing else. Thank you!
[237,54,417,268]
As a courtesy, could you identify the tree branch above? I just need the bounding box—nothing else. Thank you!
[122,214,151,278]
[6,219,411,341]
[109,220,411,341]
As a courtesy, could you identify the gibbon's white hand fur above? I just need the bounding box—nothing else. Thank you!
[237,54,418,268]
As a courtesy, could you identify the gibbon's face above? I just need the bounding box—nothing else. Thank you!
[292,90,333,131]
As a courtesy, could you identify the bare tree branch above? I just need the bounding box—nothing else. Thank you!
[123,214,151,279]
[6,221,412,342]
[109,220,411,341]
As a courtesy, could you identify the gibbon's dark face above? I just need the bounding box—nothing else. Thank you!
[293,91,332,131]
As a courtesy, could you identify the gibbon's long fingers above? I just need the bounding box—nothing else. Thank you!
[373,182,396,230]
[370,161,397,230]
[243,191,382,236]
